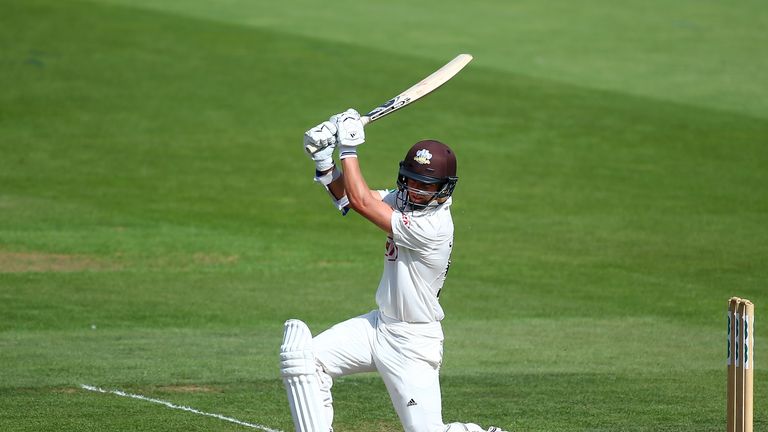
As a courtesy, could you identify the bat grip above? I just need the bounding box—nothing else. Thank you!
[360,116,371,126]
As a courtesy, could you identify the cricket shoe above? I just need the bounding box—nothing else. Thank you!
[444,423,508,432]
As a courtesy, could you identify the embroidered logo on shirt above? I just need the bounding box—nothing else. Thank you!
[406,399,418,407]
[385,236,398,261]
[413,149,432,165]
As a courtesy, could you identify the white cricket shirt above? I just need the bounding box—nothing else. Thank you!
[375,190,454,323]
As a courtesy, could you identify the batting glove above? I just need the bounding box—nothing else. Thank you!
[330,108,365,159]
[303,120,337,171]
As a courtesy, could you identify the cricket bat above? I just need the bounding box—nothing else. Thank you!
[306,53,473,154]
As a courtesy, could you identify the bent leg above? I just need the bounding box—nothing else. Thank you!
[309,311,379,429]
[313,311,378,377]
[383,359,444,432]
[374,320,445,432]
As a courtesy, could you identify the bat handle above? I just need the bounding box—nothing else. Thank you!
[304,143,322,155]
[360,116,371,126]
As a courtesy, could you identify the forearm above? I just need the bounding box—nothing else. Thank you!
[340,157,392,233]
[340,157,371,209]
[317,166,346,201]
[313,165,349,214]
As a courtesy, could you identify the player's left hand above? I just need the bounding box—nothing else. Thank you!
[303,120,337,171]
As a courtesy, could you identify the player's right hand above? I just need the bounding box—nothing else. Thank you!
[330,109,365,160]
[330,108,365,147]
[303,120,337,171]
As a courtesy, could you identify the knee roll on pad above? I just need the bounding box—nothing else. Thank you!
[280,319,316,376]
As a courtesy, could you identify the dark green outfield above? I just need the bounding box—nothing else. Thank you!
[1,0,766,430]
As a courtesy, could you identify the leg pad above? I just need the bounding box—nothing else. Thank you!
[280,319,330,432]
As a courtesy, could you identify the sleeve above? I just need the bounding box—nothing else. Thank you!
[378,189,396,203]
[390,210,446,252]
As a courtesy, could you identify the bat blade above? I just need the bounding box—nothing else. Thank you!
[305,54,473,155]
[361,53,473,125]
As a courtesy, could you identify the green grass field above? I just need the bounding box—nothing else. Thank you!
[1,0,766,430]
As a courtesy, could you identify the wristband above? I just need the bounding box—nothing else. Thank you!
[339,145,358,159]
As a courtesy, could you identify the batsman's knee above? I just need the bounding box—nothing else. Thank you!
[280,319,317,377]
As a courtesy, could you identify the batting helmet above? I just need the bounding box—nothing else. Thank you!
[396,140,458,210]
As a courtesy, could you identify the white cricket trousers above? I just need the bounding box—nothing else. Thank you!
[313,310,445,432]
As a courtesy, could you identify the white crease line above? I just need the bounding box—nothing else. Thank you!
[81,384,282,432]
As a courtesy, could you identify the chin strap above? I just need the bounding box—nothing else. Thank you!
[315,166,350,215]
[395,188,441,212]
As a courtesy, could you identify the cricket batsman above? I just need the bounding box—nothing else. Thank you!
[279,108,508,432]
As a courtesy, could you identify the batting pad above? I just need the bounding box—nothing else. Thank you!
[280,319,330,432]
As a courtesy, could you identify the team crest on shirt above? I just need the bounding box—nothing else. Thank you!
[413,149,432,165]
[401,213,410,226]
[385,236,398,261]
